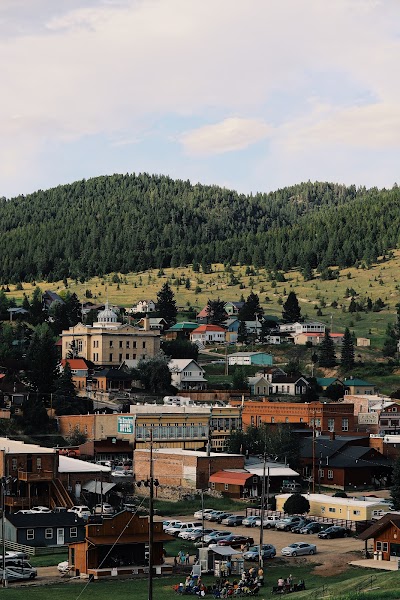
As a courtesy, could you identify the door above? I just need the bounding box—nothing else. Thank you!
[57,528,65,545]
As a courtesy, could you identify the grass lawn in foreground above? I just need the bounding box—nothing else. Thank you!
[3,561,396,600]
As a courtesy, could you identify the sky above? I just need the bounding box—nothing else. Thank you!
[1,0,400,198]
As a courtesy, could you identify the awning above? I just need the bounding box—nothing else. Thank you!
[209,471,253,486]
[208,545,242,556]
[82,481,116,494]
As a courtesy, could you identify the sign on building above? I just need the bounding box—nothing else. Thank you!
[118,416,134,434]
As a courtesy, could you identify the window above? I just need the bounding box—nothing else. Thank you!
[27,529,35,540]
[109,353,113,362]
[285,417,289,423]
[45,528,53,539]
[11,458,17,471]
[327,470,333,479]
[318,469,324,479]
[376,541,388,552]
[224,483,229,491]
[133,341,137,348]
[210,482,215,490]
[142,341,146,349]
[126,354,130,360]
[250,416,255,426]
[253,477,258,484]
[299,418,303,423]
[36,458,42,470]
[132,353,136,359]
[126,341,130,348]
[70,527,78,538]
[342,418,349,431]
[119,354,123,362]
[321,506,325,513]
[353,510,361,516]
[119,340,123,348]
[109,340,113,348]
[327,418,335,432]
[328,507,336,513]
[77,340,83,353]
[271,417,275,423]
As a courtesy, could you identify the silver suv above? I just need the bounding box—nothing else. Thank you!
[275,516,303,531]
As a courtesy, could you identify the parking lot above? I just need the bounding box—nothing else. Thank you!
[164,513,365,560]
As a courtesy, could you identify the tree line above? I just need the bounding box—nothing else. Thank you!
[1,174,399,282]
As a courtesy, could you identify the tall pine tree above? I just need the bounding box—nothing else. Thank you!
[206,297,227,326]
[282,291,302,323]
[340,327,355,370]
[318,330,337,368]
[155,282,177,329]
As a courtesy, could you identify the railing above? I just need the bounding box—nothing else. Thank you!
[4,496,47,508]
[244,508,370,532]
[0,539,68,556]
[17,470,54,481]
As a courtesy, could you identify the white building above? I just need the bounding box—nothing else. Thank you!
[128,299,156,314]
[168,359,207,390]
[279,321,326,334]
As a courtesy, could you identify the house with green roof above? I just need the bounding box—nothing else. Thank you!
[316,377,344,391]
[165,322,198,340]
[343,378,376,395]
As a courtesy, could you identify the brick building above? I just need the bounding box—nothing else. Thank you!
[134,448,244,489]
[232,400,355,434]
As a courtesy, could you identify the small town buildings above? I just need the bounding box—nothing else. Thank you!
[268,375,309,396]
[280,321,326,334]
[61,305,161,368]
[344,378,376,395]
[137,317,168,332]
[190,324,226,345]
[68,511,172,579]
[43,290,65,309]
[57,455,112,502]
[370,434,400,460]
[300,436,391,491]
[128,299,156,314]
[5,512,85,547]
[248,375,270,396]
[168,358,207,390]
[196,306,209,324]
[275,493,392,522]
[317,377,344,392]
[91,368,133,392]
[377,402,400,436]
[293,332,344,346]
[57,404,241,452]
[228,352,273,367]
[134,448,245,489]
[60,358,90,392]
[359,513,400,561]
[164,321,198,340]
[209,470,255,499]
[232,400,355,432]
[225,301,244,316]
[357,337,371,347]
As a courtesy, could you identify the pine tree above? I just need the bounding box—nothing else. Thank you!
[155,282,177,329]
[318,330,337,368]
[238,292,264,321]
[25,323,59,393]
[237,321,249,344]
[206,297,227,326]
[341,327,355,370]
[282,291,302,323]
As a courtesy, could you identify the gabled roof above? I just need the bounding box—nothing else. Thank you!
[272,376,309,384]
[93,369,132,381]
[316,378,344,387]
[343,378,375,387]
[196,307,209,318]
[359,513,400,540]
[168,359,202,372]
[7,513,85,527]
[61,358,90,370]
[229,352,272,357]
[167,322,198,331]
[225,301,245,308]
[192,324,225,333]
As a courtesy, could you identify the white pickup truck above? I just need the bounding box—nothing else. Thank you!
[165,522,202,537]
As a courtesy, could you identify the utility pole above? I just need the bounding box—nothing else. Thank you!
[148,429,154,600]
[259,452,266,571]
[312,407,316,494]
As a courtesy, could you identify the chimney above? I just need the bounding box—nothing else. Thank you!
[143,316,150,331]
[329,431,336,440]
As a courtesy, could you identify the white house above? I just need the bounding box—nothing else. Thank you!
[268,376,309,396]
[128,299,156,314]
[168,359,207,390]
[190,324,226,344]
[279,321,326,334]
[228,352,273,367]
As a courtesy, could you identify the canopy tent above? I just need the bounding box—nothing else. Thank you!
[82,480,115,494]
[208,544,242,556]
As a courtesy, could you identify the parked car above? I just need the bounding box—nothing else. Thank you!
[205,511,228,522]
[221,515,243,527]
[215,512,234,523]
[243,544,276,561]
[318,526,350,539]
[281,542,317,557]
[53,507,68,514]
[4,551,28,560]
[30,506,51,513]
[188,528,215,542]
[162,520,182,530]
[299,522,331,535]
[254,515,281,528]
[280,481,302,493]
[15,510,34,515]
[165,522,202,536]
[203,530,232,544]
[3,559,37,581]
[194,509,214,519]
[178,528,201,539]
[242,516,259,528]
[68,505,91,519]
[275,516,303,531]
[217,535,254,549]
[93,503,114,515]
[290,518,311,533]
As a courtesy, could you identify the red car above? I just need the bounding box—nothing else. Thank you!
[217,535,254,548]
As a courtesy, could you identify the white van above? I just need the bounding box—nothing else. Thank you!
[3,559,37,581]
[280,481,302,493]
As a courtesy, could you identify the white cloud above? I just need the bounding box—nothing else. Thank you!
[180,118,272,156]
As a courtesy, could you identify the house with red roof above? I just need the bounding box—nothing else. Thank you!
[60,358,91,392]
[190,324,226,344]
[293,332,344,346]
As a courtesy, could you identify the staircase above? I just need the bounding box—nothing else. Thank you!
[50,478,74,508]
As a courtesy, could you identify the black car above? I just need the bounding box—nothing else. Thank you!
[318,526,350,539]
[299,522,328,534]
[290,518,310,533]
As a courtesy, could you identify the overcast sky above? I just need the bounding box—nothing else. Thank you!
[1,0,400,198]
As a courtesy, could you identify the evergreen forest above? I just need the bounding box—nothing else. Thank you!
[1,174,400,282]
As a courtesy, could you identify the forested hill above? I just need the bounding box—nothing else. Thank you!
[1,174,400,282]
